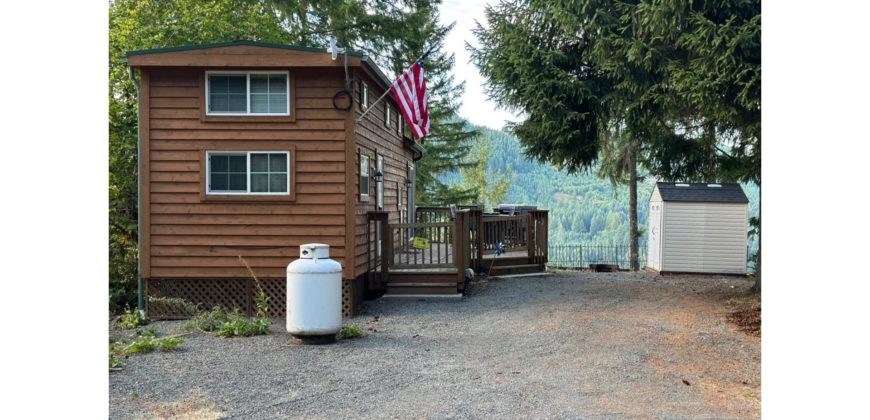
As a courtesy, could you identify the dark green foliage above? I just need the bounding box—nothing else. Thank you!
[471,1,607,174]
[471,0,760,274]
[270,1,479,204]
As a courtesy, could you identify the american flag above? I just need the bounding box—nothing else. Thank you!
[391,60,429,140]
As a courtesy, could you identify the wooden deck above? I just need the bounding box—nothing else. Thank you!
[368,208,549,295]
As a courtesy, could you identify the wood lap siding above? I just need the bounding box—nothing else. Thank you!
[147,69,349,279]
[352,71,414,278]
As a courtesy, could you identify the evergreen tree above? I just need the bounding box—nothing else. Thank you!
[460,137,512,210]
[473,0,760,279]
[270,1,479,205]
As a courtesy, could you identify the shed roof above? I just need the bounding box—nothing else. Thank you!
[655,182,749,204]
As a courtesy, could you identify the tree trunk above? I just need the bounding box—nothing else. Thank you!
[751,182,761,293]
[629,140,639,271]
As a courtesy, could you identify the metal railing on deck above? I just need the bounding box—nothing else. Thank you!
[547,243,647,270]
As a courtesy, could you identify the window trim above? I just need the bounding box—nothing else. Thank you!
[199,147,296,202]
[199,69,296,123]
[360,154,370,199]
[376,154,385,210]
[205,70,291,117]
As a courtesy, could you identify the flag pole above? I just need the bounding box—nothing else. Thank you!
[354,44,438,124]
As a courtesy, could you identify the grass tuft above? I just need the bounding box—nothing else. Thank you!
[338,325,364,340]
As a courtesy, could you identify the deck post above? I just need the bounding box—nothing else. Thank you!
[471,208,484,272]
[367,211,390,291]
[527,213,535,262]
[454,210,468,288]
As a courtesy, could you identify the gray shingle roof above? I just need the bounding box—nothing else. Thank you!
[655,182,749,203]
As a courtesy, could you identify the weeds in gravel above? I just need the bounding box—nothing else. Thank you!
[338,325,364,340]
[215,317,271,337]
[116,308,149,329]
[123,334,184,354]
[240,256,270,319]
[185,306,271,338]
[109,327,184,369]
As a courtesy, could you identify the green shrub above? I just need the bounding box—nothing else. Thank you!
[338,325,364,340]
[117,308,149,329]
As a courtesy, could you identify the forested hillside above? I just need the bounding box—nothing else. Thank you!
[444,125,760,261]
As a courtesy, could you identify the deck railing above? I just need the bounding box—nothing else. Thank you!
[482,214,529,254]
[367,207,547,289]
[547,243,646,270]
[389,222,455,269]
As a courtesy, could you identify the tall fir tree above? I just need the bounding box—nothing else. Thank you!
[473,0,759,279]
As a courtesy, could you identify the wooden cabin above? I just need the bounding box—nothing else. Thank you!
[125,40,425,318]
[125,40,549,319]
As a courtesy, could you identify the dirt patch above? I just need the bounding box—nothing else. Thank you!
[726,294,762,337]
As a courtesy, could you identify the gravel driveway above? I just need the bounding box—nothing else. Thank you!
[110,272,760,419]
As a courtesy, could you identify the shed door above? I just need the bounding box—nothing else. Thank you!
[648,202,662,270]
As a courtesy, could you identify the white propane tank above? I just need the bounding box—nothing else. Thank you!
[286,243,342,341]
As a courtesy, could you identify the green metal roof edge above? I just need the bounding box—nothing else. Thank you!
[125,40,366,58]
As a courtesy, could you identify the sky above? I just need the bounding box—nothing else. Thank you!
[438,0,522,131]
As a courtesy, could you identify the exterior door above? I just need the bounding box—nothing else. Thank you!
[648,202,662,270]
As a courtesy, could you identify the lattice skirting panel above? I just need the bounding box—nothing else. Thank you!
[145,278,356,320]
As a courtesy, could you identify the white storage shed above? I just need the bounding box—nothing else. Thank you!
[646,182,749,275]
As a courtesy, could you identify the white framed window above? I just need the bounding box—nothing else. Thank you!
[206,71,290,116]
[206,151,290,195]
[360,154,370,197]
[361,83,369,110]
[376,155,384,209]
[385,106,392,128]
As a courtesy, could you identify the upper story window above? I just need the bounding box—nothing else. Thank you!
[206,71,289,116]
[385,106,392,128]
[361,83,369,110]
[360,154,370,197]
[207,151,290,195]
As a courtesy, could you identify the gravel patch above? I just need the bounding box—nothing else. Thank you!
[110,271,760,419]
